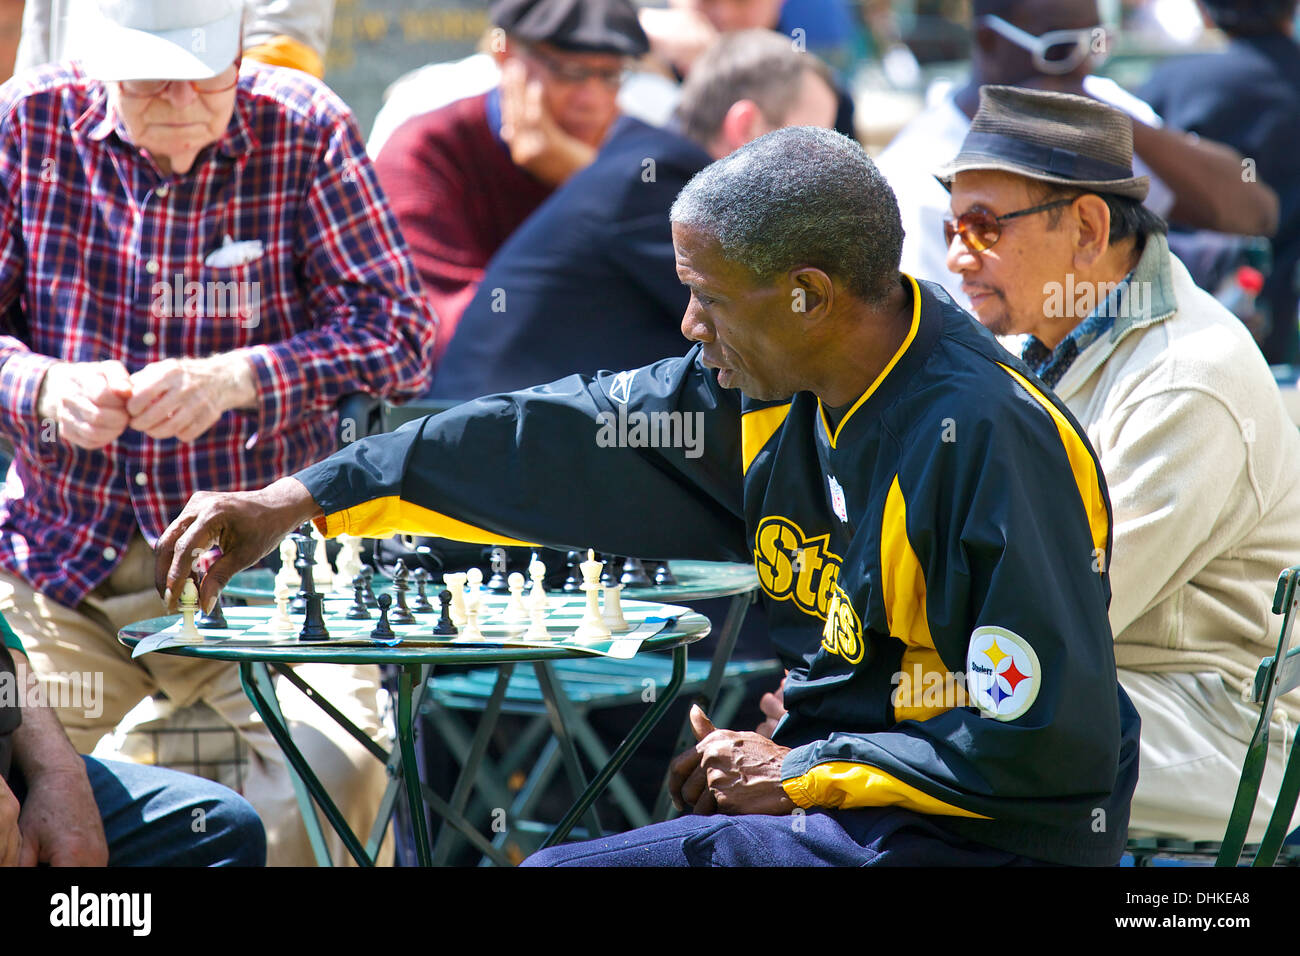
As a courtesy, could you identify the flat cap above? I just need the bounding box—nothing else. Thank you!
[490,0,650,56]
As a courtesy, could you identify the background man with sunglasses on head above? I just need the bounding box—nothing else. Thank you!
[373,0,648,368]
[0,0,437,865]
[877,0,1278,312]
[942,85,1300,844]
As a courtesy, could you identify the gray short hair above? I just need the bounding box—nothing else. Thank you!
[670,126,904,304]
[675,29,834,147]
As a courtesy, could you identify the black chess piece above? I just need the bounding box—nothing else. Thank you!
[361,567,378,608]
[196,598,227,629]
[431,589,458,636]
[390,559,416,625]
[486,547,510,592]
[600,555,621,587]
[347,577,371,620]
[298,592,330,641]
[412,567,435,613]
[291,551,314,615]
[563,550,583,592]
[652,560,677,587]
[620,556,652,588]
[370,593,397,643]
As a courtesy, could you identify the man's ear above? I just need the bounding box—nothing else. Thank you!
[715,99,766,156]
[788,267,834,321]
[1070,194,1112,269]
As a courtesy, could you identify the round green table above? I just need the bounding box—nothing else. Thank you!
[120,603,711,867]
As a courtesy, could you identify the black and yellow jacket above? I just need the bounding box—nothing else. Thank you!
[296,276,1140,866]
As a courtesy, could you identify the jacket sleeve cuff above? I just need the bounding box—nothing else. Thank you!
[0,351,59,459]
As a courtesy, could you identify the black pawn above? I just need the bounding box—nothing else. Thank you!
[563,551,583,592]
[620,557,653,588]
[347,577,371,620]
[431,589,458,636]
[370,593,397,642]
[299,592,330,642]
[412,567,435,613]
[486,547,510,592]
[196,598,227,629]
[390,560,416,625]
[361,567,378,608]
[652,560,677,587]
[600,555,621,587]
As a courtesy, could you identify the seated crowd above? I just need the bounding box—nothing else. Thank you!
[0,0,1298,867]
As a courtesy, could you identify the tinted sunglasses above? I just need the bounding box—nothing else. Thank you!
[979,15,1108,75]
[943,197,1079,253]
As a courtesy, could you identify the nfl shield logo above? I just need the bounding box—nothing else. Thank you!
[828,475,848,522]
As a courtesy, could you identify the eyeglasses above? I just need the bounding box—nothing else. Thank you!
[118,55,242,98]
[943,197,1079,253]
[979,15,1107,75]
[516,44,625,89]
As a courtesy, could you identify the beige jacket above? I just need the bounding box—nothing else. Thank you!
[1052,234,1300,719]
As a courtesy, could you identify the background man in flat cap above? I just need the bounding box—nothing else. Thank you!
[0,0,436,865]
[373,0,649,366]
[942,85,1300,844]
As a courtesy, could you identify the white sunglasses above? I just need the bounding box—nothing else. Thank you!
[979,14,1109,75]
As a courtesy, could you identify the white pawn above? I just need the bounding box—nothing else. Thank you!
[524,597,551,641]
[528,558,550,610]
[504,572,528,625]
[443,572,468,627]
[178,579,202,643]
[272,579,295,632]
[312,526,333,590]
[461,601,484,641]
[465,567,484,616]
[601,582,629,633]
[277,538,300,590]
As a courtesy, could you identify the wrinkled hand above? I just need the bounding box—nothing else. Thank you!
[156,476,321,613]
[755,671,788,738]
[15,766,108,866]
[499,59,597,187]
[37,360,133,450]
[127,354,255,442]
[0,775,21,866]
[667,704,795,815]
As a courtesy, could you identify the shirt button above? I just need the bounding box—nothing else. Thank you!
[145,260,160,275]
[134,472,148,486]
[103,546,117,561]
[142,332,157,346]
[156,185,169,197]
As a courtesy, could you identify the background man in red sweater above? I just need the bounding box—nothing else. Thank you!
[374,0,649,364]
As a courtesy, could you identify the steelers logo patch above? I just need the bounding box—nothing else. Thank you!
[965,626,1040,721]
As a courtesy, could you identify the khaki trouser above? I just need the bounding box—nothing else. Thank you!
[0,534,392,866]
[1122,668,1299,844]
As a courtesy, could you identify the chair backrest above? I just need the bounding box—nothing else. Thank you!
[1217,564,1300,866]
[381,399,469,434]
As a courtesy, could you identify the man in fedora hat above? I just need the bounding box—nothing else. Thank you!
[0,0,437,864]
[942,84,1300,844]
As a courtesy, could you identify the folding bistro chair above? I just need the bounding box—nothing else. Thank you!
[1127,564,1300,866]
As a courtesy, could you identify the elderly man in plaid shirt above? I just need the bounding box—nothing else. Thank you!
[0,0,436,864]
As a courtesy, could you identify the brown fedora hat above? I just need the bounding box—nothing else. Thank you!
[934,85,1149,201]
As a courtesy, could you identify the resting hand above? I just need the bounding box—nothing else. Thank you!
[668,704,795,815]
[499,59,597,187]
[127,354,256,442]
[755,671,788,738]
[36,360,133,450]
[156,476,321,613]
[16,765,108,866]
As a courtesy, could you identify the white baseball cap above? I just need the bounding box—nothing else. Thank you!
[71,0,244,81]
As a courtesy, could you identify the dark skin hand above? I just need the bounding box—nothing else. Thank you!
[667,704,796,815]
[155,476,322,613]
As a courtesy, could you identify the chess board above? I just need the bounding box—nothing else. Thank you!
[130,592,691,661]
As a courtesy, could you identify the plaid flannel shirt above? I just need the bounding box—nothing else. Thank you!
[0,62,437,609]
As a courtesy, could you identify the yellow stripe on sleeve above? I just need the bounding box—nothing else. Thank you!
[317,496,538,547]
[996,364,1109,559]
[741,404,791,475]
[244,36,326,79]
[783,762,990,818]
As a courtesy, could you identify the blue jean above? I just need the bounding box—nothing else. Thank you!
[12,756,265,866]
[521,807,1054,867]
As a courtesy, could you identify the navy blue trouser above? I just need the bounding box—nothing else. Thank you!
[11,756,265,866]
[521,807,1055,867]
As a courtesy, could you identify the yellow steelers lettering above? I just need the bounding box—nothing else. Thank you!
[821,582,864,665]
[754,516,843,620]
